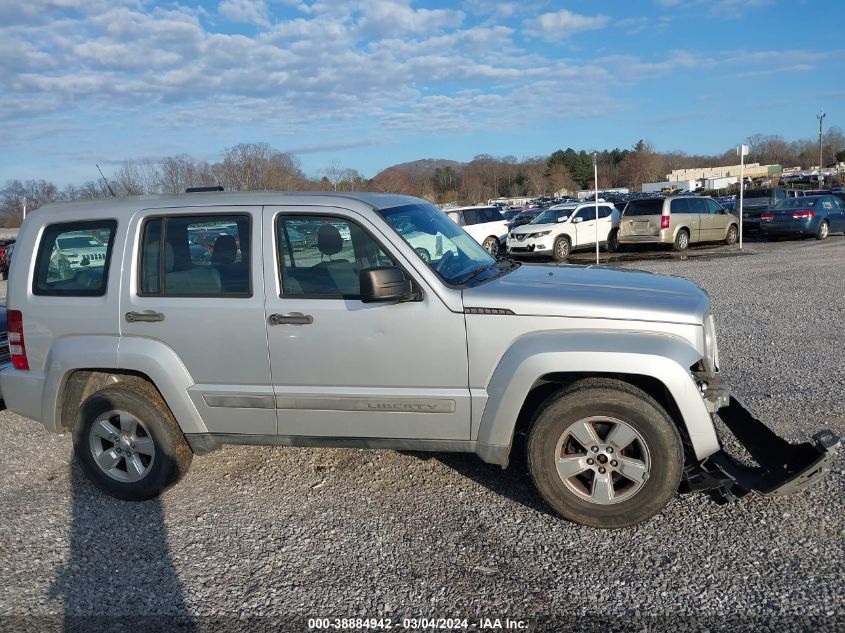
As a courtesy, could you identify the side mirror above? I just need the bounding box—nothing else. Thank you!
[572,217,583,224]
[360,266,415,303]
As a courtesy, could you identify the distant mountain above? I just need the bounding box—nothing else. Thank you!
[380,158,463,177]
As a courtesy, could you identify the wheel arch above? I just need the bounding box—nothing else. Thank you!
[473,331,719,467]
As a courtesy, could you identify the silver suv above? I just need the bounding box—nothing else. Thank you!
[1,192,837,528]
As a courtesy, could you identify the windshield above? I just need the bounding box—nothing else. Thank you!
[532,208,572,224]
[379,203,514,286]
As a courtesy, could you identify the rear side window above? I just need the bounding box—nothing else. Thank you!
[670,198,691,214]
[462,209,480,225]
[479,207,502,222]
[33,220,116,296]
[139,214,251,297]
[624,199,664,216]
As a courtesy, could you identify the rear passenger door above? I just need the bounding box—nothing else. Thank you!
[671,198,702,242]
[120,207,275,436]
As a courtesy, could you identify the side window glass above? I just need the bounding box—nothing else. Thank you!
[277,215,398,299]
[33,220,116,296]
[483,207,502,222]
[670,199,689,213]
[139,215,251,297]
[706,199,723,214]
[462,209,479,225]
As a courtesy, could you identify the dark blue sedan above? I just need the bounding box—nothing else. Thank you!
[760,195,845,241]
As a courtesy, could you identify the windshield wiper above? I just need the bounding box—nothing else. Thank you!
[453,263,497,285]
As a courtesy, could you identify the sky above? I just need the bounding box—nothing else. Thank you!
[1,0,843,186]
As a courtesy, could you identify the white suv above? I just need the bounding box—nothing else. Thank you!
[507,202,620,261]
[444,206,508,256]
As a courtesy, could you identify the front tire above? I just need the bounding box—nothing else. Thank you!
[552,236,571,261]
[482,236,500,257]
[73,381,193,501]
[526,378,684,528]
[725,224,738,245]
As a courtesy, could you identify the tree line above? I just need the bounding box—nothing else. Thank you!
[2,129,843,227]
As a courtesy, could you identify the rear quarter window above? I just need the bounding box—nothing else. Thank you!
[33,220,117,296]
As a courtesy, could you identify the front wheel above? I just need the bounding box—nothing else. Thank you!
[724,224,738,245]
[526,378,684,528]
[73,381,193,500]
[552,236,571,261]
[482,236,500,257]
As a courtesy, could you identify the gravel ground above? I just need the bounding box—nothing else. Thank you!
[0,237,843,632]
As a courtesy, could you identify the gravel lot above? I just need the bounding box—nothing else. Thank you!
[1,237,843,632]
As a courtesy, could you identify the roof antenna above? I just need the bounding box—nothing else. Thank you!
[96,164,117,197]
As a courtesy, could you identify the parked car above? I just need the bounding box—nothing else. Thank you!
[0,192,837,528]
[0,240,15,280]
[507,202,620,261]
[444,205,509,256]
[0,305,8,400]
[740,188,805,232]
[48,231,108,280]
[506,208,542,232]
[618,196,739,251]
[759,195,845,241]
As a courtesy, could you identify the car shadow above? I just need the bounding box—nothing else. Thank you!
[48,461,195,632]
[401,439,558,518]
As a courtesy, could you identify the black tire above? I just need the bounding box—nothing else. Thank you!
[482,236,500,257]
[673,229,690,251]
[606,229,620,253]
[724,224,738,245]
[526,378,684,528]
[815,221,829,241]
[73,381,193,501]
[552,235,571,261]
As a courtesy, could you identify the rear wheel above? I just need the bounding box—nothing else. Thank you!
[73,381,193,500]
[725,224,738,245]
[816,221,829,240]
[552,236,571,261]
[673,229,690,251]
[606,229,620,253]
[526,378,684,528]
[482,236,500,257]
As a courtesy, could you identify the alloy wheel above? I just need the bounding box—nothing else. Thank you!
[88,410,156,483]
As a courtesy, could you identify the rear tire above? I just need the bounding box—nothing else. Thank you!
[73,381,193,501]
[816,221,829,241]
[526,378,684,528]
[673,229,690,251]
[552,236,571,261]
[606,229,620,253]
[724,224,738,245]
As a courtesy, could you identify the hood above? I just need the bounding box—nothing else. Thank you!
[463,264,709,325]
[511,222,559,234]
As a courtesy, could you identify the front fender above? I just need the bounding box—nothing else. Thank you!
[475,331,720,464]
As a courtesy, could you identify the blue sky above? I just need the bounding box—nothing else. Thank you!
[1,0,843,185]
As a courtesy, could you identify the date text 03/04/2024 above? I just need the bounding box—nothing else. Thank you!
[307,617,530,630]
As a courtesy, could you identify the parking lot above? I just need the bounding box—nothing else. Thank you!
[0,236,843,631]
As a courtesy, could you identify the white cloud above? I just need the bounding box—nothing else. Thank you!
[219,0,270,27]
[525,9,610,42]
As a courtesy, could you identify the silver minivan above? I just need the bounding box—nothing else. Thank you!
[618,196,740,251]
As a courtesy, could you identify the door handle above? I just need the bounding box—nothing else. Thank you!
[268,312,314,326]
[126,310,165,323]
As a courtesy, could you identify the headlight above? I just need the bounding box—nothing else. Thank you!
[530,231,551,238]
[703,313,719,374]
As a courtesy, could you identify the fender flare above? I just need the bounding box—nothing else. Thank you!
[42,335,207,435]
[474,331,720,463]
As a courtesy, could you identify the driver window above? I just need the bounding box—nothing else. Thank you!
[276,215,397,299]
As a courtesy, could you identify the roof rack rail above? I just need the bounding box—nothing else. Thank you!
[185,186,224,193]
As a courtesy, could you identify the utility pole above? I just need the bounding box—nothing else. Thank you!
[737,144,748,250]
[817,111,826,188]
[592,152,599,265]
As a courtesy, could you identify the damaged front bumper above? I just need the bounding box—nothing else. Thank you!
[685,396,840,499]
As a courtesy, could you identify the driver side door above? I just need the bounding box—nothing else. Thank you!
[263,206,472,440]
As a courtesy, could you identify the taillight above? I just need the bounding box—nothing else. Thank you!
[8,310,29,370]
[760,213,774,221]
[660,215,670,229]
[792,210,815,220]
